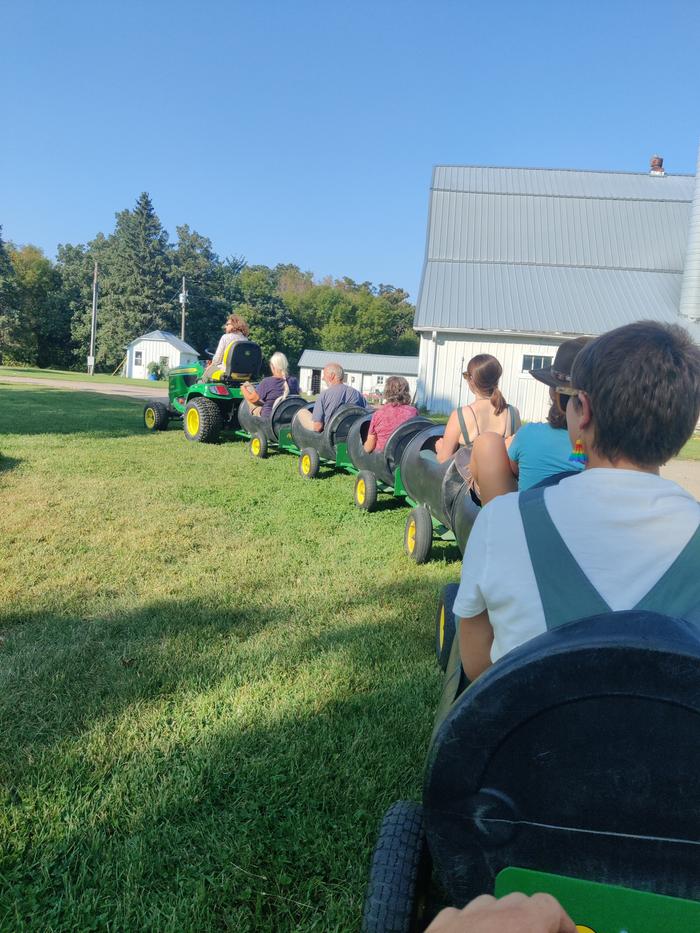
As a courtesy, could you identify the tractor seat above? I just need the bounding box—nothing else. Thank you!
[209,339,262,385]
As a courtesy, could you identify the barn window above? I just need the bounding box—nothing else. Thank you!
[349,375,356,385]
[522,354,552,372]
[376,375,384,385]
[135,351,143,365]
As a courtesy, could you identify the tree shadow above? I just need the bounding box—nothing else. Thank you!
[0,455,22,474]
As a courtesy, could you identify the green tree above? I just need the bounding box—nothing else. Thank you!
[59,233,113,369]
[8,244,72,367]
[0,228,21,363]
[96,193,174,368]
[171,225,227,354]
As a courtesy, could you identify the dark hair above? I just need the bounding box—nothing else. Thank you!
[383,375,411,406]
[227,313,249,337]
[547,395,567,429]
[571,320,700,466]
[465,354,506,415]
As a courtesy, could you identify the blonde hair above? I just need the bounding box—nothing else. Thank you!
[269,352,289,376]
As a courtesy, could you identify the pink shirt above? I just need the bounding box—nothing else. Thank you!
[368,404,419,452]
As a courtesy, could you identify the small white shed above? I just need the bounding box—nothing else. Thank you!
[125,330,199,379]
[297,349,419,398]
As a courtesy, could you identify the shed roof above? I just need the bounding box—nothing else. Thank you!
[415,164,698,338]
[298,349,419,375]
[128,330,199,354]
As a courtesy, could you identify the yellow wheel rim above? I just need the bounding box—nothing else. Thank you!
[356,477,366,504]
[186,407,200,436]
[407,518,416,553]
[439,605,445,650]
[301,454,311,475]
[251,437,261,455]
[144,407,156,429]
[576,927,597,933]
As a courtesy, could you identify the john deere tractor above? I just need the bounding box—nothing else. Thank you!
[143,340,263,443]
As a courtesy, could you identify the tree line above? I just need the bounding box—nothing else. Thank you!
[0,192,418,373]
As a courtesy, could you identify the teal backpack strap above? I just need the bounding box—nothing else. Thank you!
[518,486,610,630]
[634,524,700,623]
[456,407,470,446]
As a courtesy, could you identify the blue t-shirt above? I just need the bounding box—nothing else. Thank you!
[256,375,300,417]
[311,383,366,426]
[507,422,583,490]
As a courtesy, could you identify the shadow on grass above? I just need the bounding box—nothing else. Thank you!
[0,386,148,437]
[0,455,22,474]
[0,581,445,930]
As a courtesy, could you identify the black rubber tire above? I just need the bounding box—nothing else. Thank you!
[355,470,378,511]
[404,507,433,564]
[250,432,268,459]
[143,401,169,431]
[435,583,460,672]
[362,800,429,933]
[183,397,223,443]
[298,447,320,479]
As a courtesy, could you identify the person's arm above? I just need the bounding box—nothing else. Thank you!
[242,382,261,403]
[436,410,462,463]
[311,395,324,432]
[364,412,379,452]
[458,609,494,681]
[506,430,520,478]
[426,892,576,933]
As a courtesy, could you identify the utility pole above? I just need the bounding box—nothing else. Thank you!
[179,276,188,341]
[88,262,98,375]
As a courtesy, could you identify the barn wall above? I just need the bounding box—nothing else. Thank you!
[417,331,564,422]
[299,367,418,399]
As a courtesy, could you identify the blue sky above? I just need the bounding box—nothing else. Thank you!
[1,0,698,298]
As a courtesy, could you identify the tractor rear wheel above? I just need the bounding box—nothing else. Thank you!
[298,447,320,479]
[183,397,223,443]
[354,471,378,511]
[143,401,169,431]
[404,506,433,564]
[250,432,268,459]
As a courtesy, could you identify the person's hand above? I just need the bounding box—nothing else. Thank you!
[425,892,576,933]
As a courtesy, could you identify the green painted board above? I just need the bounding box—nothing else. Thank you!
[495,867,700,933]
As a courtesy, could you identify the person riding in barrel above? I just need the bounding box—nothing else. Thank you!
[296,362,366,432]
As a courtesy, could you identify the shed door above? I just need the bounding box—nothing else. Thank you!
[311,369,321,393]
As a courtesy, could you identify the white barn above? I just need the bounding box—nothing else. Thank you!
[415,158,700,421]
[297,349,419,398]
[125,330,199,379]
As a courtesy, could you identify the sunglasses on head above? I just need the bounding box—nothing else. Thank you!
[554,385,583,415]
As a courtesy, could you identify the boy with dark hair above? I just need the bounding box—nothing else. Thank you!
[453,320,700,682]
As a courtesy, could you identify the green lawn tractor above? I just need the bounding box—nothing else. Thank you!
[142,340,263,443]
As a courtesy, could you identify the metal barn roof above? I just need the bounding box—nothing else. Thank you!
[297,349,419,375]
[128,330,199,354]
[415,165,697,338]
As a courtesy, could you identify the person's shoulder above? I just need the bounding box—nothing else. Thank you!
[480,489,522,529]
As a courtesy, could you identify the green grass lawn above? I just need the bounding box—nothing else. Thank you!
[678,434,700,461]
[0,365,156,387]
[0,384,457,932]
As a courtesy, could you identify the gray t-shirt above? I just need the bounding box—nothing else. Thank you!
[312,383,366,426]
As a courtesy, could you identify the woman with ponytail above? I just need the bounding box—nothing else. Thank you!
[436,355,520,502]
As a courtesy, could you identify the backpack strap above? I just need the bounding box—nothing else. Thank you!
[634,524,700,623]
[456,407,471,446]
[518,486,610,630]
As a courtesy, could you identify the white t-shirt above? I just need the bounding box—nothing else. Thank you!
[453,469,700,663]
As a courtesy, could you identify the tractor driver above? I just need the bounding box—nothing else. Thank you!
[296,362,366,432]
[202,313,250,381]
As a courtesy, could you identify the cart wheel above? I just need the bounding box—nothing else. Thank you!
[355,470,378,511]
[250,432,268,459]
[362,800,430,933]
[435,583,460,671]
[404,507,433,564]
[299,447,320,479]
[183,397,223,443]
[143,401,170,431]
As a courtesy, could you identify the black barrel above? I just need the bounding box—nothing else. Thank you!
[347,415,434,487]
[291,403,368,461]
[448,477,481,554]
[398,424,451,525]
[239,394,310,443]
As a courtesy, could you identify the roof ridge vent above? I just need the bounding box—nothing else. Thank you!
[679,142,700,322]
